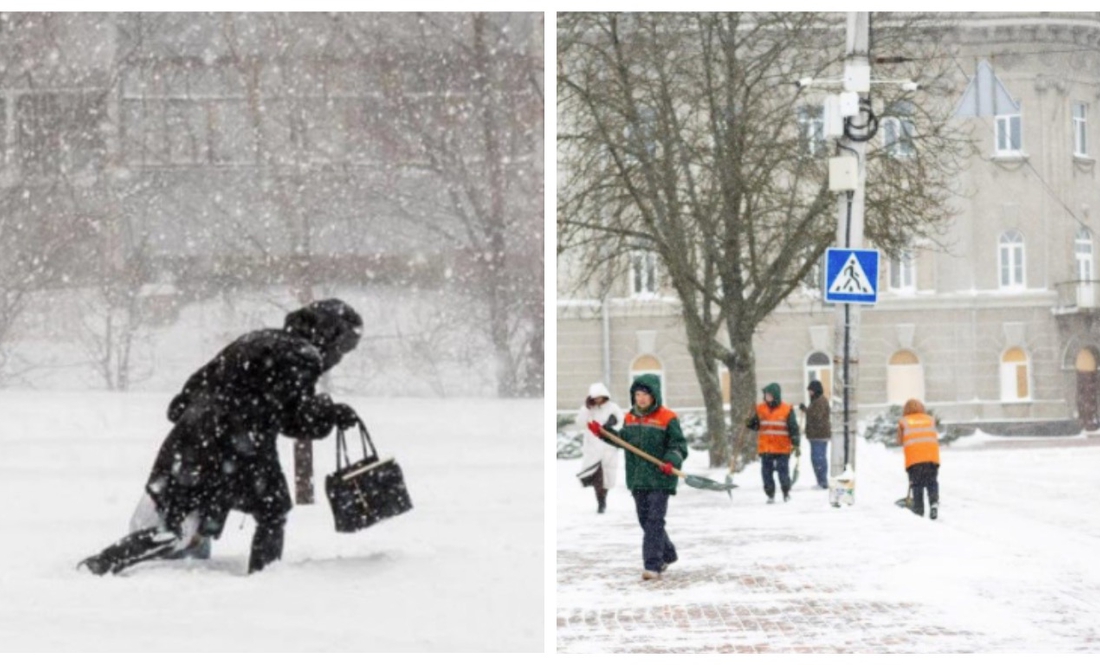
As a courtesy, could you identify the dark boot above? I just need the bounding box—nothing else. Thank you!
[78,527,180,575]
[248,516,286,574]
[596,489,608,514]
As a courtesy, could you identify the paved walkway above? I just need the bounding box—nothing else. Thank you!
[556,440,1100,653]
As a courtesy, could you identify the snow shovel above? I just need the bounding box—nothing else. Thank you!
[597,427,737,497]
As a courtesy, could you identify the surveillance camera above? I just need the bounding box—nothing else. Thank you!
[901,81,920,92]
[797,77,814,89]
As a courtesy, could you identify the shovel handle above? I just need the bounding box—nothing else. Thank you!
[598,427,686,479]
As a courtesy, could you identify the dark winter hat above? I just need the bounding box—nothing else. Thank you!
[285,299,363,370]
[808,380,824,397]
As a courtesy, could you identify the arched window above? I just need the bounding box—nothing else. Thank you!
[1076,227,1093,282]
[630,354,665,403]
[1000,347,1030,401]
[804,351,832,400]
[887,349,925,405]
[998,230,1025,289]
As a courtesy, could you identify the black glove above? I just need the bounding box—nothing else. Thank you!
[798,403,807,413]
[332,403,360,430]
[793,445,802,458]
[744,416,759,430]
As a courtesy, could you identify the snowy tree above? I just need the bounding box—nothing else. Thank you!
[558,12,973,465]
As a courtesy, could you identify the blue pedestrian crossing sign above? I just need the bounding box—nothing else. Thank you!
[824,248,879,304]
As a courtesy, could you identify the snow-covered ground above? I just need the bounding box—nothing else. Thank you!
[557,433,1100,652]
[0,391,543,651]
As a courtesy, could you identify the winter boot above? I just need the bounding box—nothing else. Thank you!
[596,489,607,514]
[782,489,791,503]
[930,503,938,520]
[78,527,180,576]
[642,570,661,581]
[248,516,286,574]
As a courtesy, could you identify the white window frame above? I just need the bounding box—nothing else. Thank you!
[998,230,1025,290]
[995,113,1023,155]
[889,250,916,293]
[999,347,1031,402]
[1073,102,1088,158]
[882,116,915,158]
[629,250,659,298]
[1076,227,1094,282]
[797,105,825,157]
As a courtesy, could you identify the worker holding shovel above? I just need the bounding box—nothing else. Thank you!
[587,373,687,582]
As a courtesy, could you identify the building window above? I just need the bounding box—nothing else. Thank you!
[882,102,915,158]
[1000,347,1030,401]
[805,351,832,401]
[887,349,925,405]
[16,91,107,175]
[1076,228,1094,282]
[1073,102,1088,157]
[797,105,825,156]
[889,250,916,293]
[630,354,664,403]
[995,113,1022,155]
[630,250,658,298]
[998,230,1025,289]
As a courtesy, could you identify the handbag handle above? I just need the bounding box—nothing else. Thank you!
[335,418,379,471]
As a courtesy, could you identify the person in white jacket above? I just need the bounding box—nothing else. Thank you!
[576,382,625,513]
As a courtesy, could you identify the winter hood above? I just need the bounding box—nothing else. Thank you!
[763,382,783,404]
[629,374,663,414]
[587,382,611,400]
[284,299,363,372]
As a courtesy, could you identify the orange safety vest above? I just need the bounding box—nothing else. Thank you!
[756,401,793,455]
[899,413,940,468]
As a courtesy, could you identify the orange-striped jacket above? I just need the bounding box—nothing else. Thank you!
[756,401,794,455]
[899,413,940,468]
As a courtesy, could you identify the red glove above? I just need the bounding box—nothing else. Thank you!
[659,462,674,476]
[587,421,603,437]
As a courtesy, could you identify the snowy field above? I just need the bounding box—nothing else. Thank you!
[558,432,1100,652]
[0,391,543,652]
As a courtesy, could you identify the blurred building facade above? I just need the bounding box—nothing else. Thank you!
[558,12,1100,428]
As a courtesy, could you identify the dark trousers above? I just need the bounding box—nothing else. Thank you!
[809,440,829,488]
[907,462,940,516]
[632,490,677,573]
[760,453,791,497]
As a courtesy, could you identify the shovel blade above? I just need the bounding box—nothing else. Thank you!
[684,474,738,492]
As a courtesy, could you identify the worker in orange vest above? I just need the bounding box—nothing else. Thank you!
[745,383,801,503]
[897,398,941,520]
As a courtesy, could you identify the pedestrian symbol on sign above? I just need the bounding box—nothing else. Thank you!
[829,253,874,295]
[823,248,879,304]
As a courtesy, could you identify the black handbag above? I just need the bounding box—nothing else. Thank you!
[325,420,413,533]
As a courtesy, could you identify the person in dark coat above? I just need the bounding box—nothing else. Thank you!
[800,380,831,489]
[79,299,363,575]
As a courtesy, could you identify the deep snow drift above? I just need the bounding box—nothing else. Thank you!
[0,391,542,651]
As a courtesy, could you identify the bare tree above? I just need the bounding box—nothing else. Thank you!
[357,12,545,398]
[558,12,973,466]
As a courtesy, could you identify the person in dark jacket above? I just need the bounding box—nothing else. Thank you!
[589,374,687,581]
[800,380,831,489]
[79,299,363,575]
[746,383,800,503]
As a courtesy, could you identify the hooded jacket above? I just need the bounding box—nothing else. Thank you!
[617,374,688,493]
[146,299,362,535]
[804,380,832,440]
[751,383,801,455]
[578,382,625,488]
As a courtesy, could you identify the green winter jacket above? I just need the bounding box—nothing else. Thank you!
[614,374,688,494]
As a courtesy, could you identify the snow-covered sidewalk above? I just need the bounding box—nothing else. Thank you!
[557,435,1100,653]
